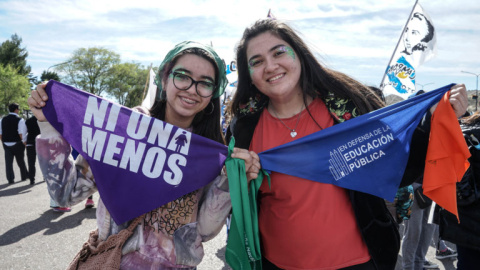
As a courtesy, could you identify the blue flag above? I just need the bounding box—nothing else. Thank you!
[258,84,455,201]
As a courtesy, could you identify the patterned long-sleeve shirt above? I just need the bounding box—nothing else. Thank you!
[36,121,231,269]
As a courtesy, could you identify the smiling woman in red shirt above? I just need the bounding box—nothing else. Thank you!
[227,18,468,270]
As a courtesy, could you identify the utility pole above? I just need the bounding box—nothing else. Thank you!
[416,82,434,91]
[462,71,480,111]
[46,60,74,73]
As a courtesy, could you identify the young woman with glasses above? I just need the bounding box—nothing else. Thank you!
[28,41,260,269]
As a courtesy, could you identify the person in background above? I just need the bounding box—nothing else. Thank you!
[29,41,259,269]
[433,230,457,261]
[401,176,444,270]
[25,115,41,185]
[227,19,467,269]
[0,103,28,184]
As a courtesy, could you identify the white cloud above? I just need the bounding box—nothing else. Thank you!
[1,0,479,91]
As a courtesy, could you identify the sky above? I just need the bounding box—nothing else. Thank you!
[1,0,479,93]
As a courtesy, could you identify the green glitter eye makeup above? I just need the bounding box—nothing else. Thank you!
[278,45,295,59]
[172,69,186,74]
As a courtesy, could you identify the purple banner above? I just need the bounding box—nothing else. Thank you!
[43,81,228,224]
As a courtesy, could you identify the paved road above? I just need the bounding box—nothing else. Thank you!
[0,145,456,269]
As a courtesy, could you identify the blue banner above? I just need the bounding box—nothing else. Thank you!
[258,84,455,201]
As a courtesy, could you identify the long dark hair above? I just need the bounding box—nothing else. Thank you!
[231,19,384,116]
[150,48,224,144]
[461,112,480,126]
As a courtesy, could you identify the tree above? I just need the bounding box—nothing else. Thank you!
[107,62,149,107]
[57,47,120,96]
[0,65,30,114]
[28,71,61,88]
[28,73,39,89]
[40,70,61,82]
[0,34,31,76]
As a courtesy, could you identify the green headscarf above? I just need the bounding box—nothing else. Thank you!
[155,41,227,100]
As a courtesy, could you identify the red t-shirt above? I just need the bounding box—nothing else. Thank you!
[250,99,370,270]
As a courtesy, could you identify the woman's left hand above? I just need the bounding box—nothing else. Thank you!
[430,84,468,117]
[449,84,468,118]
[231,148,261,184]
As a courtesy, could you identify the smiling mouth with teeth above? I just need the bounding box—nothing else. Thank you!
[181,97,197,104]
[268,74,284,82]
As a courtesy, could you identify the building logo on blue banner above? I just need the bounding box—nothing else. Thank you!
[329,123,393,180]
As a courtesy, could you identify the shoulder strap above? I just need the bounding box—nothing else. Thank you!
[126,214,145,232]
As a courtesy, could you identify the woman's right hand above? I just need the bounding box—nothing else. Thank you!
[231,148,261,185]
[28,82,49,122]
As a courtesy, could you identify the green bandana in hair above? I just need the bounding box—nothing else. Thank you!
[155,41,227,100]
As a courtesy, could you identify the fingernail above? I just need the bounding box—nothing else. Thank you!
[43,96,47,100]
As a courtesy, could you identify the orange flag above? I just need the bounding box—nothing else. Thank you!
[423,91,470,221]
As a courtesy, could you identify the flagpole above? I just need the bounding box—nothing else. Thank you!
[142,63,153,101]
[379,0,418,87]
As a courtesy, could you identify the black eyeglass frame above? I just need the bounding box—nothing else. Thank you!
[169,71,216,98]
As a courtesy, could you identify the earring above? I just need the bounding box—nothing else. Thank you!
[205,102,214,115]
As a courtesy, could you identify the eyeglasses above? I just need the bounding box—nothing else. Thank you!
[170,71,216,98]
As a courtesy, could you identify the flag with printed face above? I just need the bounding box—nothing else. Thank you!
[380,2,437,99]
[141,68,157,110]
[258,84,456,202]
[42,81,227,224]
